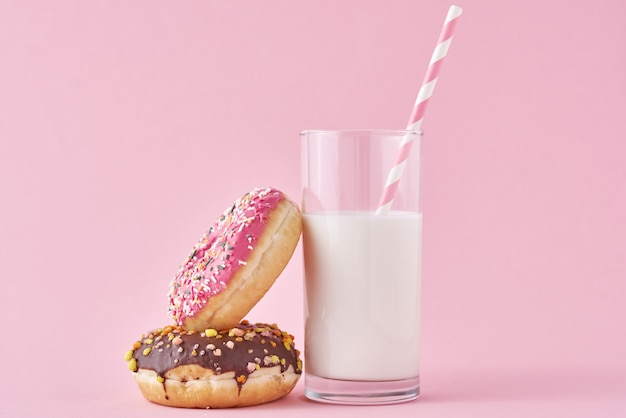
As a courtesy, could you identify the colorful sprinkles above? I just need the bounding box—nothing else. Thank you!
[167,188,285,325]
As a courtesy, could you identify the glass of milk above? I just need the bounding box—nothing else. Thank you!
[301,129,422,405]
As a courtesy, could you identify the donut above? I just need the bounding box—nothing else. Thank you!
[125,321,303,408]
[168,187,302,332]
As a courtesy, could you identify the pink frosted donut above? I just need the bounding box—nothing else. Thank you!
[168,187,302,332]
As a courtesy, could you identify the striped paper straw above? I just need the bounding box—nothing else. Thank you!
[376,5,462,215]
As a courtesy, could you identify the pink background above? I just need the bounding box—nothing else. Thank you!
[1,0,625,416]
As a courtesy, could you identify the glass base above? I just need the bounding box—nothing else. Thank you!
[304,373,420,405]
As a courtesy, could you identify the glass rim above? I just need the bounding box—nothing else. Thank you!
[299,129,423,136]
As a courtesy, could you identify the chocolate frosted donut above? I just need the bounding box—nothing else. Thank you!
[125,321,303,408]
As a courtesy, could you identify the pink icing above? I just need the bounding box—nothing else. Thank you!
[168,187,285,325]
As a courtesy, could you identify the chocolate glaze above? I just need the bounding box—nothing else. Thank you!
[128,322,302,391]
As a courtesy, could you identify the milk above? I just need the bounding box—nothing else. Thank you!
[303,211,421,381]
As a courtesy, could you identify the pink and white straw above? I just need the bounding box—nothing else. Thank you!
[376,5,462,214]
